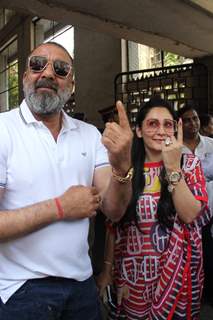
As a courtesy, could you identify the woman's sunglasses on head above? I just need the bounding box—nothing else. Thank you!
[28,55,72,78]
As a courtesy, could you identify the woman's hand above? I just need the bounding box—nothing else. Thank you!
[162,119,183,173]
[102,101,133,175]
[117,284,129,305]
[96,270,113,297]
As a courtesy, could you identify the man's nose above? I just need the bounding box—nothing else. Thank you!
[41,62,55,79]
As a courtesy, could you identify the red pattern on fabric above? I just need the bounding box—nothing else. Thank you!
[113,154,211,319]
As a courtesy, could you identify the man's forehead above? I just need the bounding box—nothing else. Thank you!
[182,109,198,119]
[30,44,72,63]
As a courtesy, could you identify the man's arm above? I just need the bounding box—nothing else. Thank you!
[0,185,101,242]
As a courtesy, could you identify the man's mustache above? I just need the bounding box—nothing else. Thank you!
[35,79,58,92]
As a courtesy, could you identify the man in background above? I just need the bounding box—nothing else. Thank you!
[199,113,213,138]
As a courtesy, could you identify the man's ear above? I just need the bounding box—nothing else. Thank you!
[23,71,27,81]
[136,126,143,138]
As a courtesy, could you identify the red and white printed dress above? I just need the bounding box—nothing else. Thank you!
[112,154,211,320]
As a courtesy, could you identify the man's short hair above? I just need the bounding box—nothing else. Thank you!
[177,103,198,119]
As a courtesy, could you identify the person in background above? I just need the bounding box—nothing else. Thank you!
[199,113,213,138]
[97,97,211,319]
[178,104,213,306]
[177,105,213,195]
[0,41,133,320]
[177,104,213,156]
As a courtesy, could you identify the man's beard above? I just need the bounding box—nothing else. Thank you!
[24,78,71,115]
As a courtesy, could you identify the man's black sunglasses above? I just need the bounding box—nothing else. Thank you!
[28,55,72,78]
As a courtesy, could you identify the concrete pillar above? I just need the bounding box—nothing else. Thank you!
[34,22,45,47]
[17,17,33,103]
[74,27,121,129]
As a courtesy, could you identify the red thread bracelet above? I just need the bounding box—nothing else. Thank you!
[54,198,64,219]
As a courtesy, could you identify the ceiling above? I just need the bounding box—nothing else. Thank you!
[1,0,213,58]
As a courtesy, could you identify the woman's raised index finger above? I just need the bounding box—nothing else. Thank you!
[116,101,131,129]
[177,118,183,144]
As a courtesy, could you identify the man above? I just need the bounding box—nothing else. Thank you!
[177,104,213,193]
[178,103,213,305]
[199,113,213,138]
[0,42,133,319]
[178,104,213,156]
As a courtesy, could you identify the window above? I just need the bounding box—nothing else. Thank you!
[127,41,193,71]
[0,38,18,112]
[0,9,15,31]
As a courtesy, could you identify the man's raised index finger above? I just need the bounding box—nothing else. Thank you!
[116,101,131,129]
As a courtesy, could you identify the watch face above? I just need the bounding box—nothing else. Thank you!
[170,172,181,183]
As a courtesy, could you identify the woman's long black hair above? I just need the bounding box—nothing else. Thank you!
[119,96,180,230]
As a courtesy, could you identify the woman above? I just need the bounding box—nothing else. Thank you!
[97,97,211,320]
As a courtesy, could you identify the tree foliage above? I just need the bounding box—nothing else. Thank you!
[164,52,186,66]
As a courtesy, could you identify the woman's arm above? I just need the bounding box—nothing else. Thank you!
[168,174,202,224]
[96,227,115,297]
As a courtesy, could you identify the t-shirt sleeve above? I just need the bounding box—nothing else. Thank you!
[94,128,110,169]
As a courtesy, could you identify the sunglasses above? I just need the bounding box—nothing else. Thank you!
[144,118,177,135]
[28,55,72,78]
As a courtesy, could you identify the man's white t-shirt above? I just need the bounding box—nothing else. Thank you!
[0,100,109,303]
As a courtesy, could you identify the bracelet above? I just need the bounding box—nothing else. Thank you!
[54,197,64,219]
[104,260,112,266]
[112,167,134,183]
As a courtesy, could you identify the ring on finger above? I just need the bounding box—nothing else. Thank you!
[165,137,172,146]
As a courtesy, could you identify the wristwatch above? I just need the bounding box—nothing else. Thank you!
[166,170,182,193]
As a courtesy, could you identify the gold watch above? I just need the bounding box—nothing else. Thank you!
[166,170,182,193]
[112,167,134,183]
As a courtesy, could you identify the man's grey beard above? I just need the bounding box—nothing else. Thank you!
[24,79,71,115]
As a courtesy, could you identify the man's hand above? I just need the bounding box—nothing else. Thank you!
[102,101,133,175]
[59,186,101,219]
